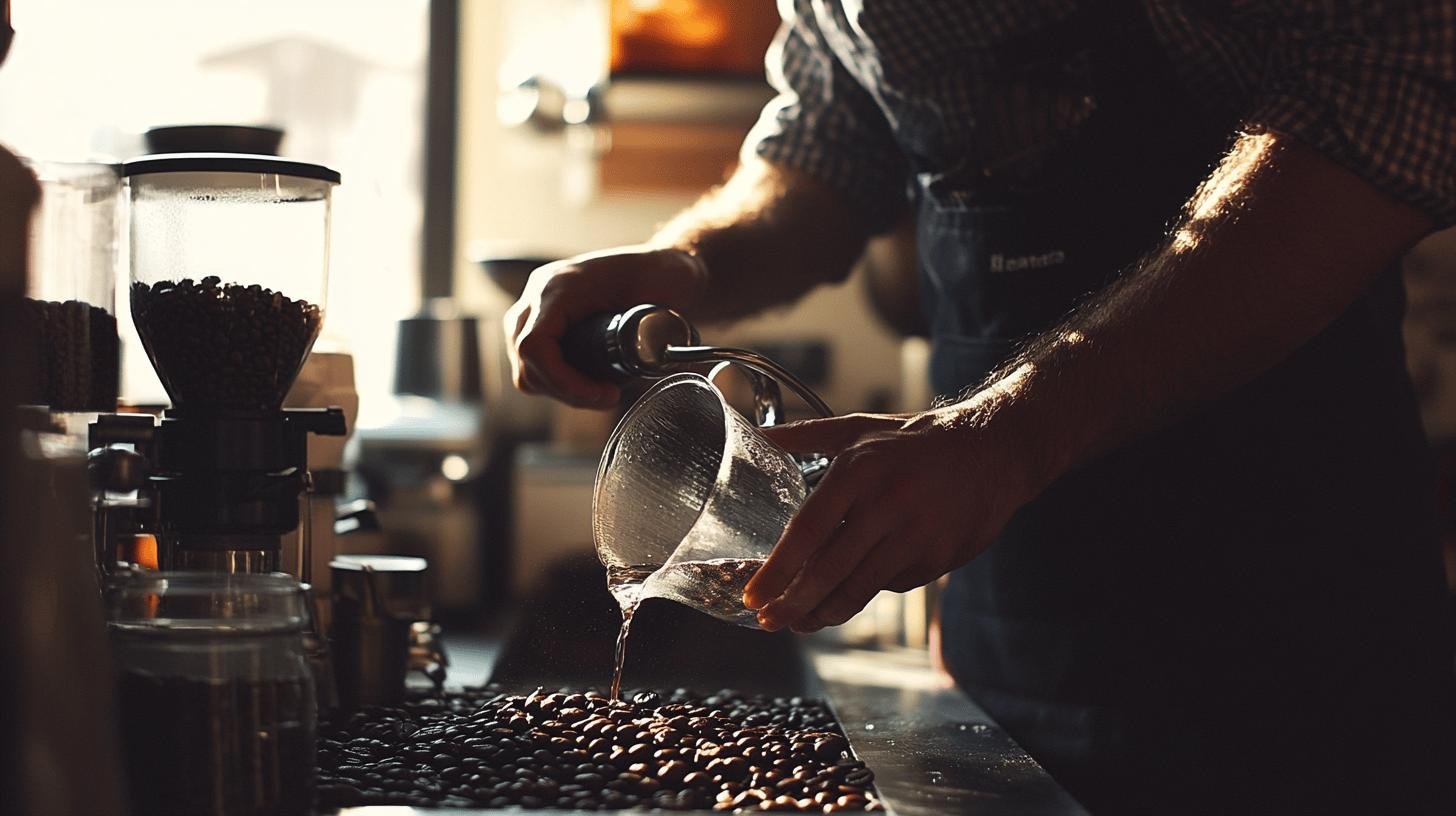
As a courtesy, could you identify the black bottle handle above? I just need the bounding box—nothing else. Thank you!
[560,311,628,383]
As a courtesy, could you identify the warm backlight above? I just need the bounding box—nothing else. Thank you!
[610,0,780,76]
[129,533,160,571]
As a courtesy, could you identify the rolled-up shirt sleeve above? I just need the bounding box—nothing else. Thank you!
[743,0,909,232]
[1224,1,1456,225]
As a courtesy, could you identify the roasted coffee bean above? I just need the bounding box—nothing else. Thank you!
[720,756,752,782]
[814,734,849,761]
[631,687,666,708]
[779,779,810,801]
[681,770,713,788]
[573,772,605,789]
[610,722,640,740]
[625,742,653,761]
[657,760,690,785]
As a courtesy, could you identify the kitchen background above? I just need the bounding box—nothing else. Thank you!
[2,0,1451,648]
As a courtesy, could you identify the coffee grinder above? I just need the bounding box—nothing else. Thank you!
[89,154,344,577]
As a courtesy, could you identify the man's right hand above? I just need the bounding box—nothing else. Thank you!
[504,159,871,409]
[503,245,708,409]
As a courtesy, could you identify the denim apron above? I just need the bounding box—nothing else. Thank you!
[922,8,1456,814]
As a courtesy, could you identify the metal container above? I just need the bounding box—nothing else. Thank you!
[330,555,444,709]
[393,299,483,402]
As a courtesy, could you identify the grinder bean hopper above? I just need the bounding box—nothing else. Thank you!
[89,154,344,576]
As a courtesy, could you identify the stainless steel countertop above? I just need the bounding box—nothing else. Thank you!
[810,648,1085,815]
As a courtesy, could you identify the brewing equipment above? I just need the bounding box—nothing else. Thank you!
[89,154,344,575]
[83,153,449,737]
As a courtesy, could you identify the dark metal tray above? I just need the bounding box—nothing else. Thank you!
[331,557,1085,814]
[479,557,1087,816]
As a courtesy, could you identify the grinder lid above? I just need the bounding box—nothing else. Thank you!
[122,152,341,184]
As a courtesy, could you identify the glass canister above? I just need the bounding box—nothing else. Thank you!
[108,571,317,816]
[20,159,121,412]
[121,153,339,411]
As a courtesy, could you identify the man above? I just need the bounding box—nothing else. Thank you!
[507,1,1456,811]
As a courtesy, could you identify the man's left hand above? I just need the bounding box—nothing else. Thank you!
[743,408,1036,633]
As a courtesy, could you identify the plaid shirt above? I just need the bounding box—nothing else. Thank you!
[745,0,1456,230]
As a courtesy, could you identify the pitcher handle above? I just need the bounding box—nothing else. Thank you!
[708,360,784,428]
[708,360,832,488]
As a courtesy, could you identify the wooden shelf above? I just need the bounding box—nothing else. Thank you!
[599,119,750,193]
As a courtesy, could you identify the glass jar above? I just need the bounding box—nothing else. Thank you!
[20,159,121,412]
[108,572,316,816]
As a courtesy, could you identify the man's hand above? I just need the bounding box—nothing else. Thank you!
[504,160,875,410]
[743,407,1039,633]
[504,246,708,409]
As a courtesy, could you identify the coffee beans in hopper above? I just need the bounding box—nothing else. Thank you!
[317,686,882,812]
[131,277,322,410]
[16,297,119,411]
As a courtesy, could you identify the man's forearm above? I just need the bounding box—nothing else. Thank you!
[948,132,1437,492]
[651,159,873,323]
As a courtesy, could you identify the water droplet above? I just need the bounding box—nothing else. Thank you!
[864,723,876,731]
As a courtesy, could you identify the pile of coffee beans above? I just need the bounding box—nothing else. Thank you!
[131,277,322,410]
[317,687,881,812]
[16,297,119,410]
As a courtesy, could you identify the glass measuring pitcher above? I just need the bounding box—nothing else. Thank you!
[593,372,810,627]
